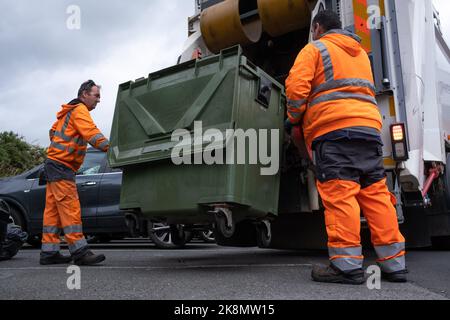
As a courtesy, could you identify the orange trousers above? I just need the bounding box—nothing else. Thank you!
[317,178,406,273]
[41,180,88,255]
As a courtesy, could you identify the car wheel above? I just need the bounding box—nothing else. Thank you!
[148,221,179,249]
[6,205,40,248]
[8,205,24,228]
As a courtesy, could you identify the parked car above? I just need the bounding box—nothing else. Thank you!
[0,149,214,248]
[0,149,126,246]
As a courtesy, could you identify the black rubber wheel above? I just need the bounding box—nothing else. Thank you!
[256,221,272,248]
[215,213,235,239]
[170,225,187,247]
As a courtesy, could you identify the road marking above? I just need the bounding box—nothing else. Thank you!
[0,263,312,271]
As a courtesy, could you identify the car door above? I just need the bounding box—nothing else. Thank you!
[96,159,126,233]
[75,150,105,230]
[24,166,47,233]
[27,151,104,231]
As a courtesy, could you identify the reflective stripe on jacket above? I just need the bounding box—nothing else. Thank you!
[285,29,383,149]
[47,102,109,172]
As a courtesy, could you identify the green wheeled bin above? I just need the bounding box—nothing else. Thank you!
[108,46,285,246]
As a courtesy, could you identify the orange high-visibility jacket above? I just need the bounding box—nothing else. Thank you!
[47,102,109,172]
[285,29,383,149]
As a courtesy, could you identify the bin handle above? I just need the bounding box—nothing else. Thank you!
[240,63,260,80]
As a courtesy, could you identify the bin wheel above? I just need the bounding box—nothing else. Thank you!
[214,208,235,239]
[256,220,272,248]
[170,225,187,247]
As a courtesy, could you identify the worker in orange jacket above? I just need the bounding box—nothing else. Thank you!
[40,80,109,266]
[285,10,407,284]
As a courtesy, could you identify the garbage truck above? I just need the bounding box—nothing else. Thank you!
[108,0,450,249]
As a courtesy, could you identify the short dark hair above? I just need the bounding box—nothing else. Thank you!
[312,10,342,32]
[78,80,101,98]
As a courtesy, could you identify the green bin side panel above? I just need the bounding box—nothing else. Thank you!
[120,160,280,221]
[109,46,284,222]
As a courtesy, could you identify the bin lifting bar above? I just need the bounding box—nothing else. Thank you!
[422,164,443,198]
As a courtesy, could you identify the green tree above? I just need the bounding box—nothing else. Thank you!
[0,132,46,178]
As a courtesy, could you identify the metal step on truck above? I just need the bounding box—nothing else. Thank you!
[108,0,450,250]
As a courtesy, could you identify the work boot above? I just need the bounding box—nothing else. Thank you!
[73,250,105,266]
[311,264,365,285]
[381,269,408,283]
[40,252,73,265]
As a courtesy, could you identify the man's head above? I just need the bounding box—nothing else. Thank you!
[78,80,101,111]
[311,10,342,41]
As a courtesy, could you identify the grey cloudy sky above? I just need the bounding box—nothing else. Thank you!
[0,0,194,146]
[0,0,449,147]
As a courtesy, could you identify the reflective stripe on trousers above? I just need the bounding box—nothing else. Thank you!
[375,242,406,273]
[64,224,83,234]
[41,180,88,254]
[42,225,62,235]
[331,257,364,272]
[68,238,89,254]
[329,246,363,272]
[41,243,61,253]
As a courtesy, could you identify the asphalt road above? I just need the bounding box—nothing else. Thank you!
[0,240,449,300]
